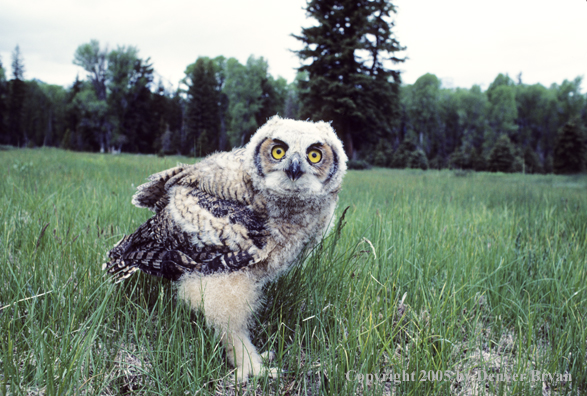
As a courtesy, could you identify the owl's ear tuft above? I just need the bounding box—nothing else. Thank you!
[266,115,282,125]
[315,121,335,136]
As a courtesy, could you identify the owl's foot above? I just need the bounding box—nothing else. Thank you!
[260,350,275,362]
[235,357,279,383]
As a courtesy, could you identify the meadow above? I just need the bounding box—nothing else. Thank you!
[0,147,585,395]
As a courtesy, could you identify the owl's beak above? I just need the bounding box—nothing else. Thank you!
[285,155,304,181]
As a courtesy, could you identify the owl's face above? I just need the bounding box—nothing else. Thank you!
[245,116,348,199]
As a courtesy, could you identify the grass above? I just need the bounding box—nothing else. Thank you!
[1,147,586,395]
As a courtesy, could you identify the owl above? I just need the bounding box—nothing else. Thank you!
[104,115,348,382]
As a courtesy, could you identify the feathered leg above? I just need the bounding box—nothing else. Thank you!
[177,271,276,382]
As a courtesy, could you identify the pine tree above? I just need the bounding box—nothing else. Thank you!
[553,121,586,174]
[294,0,404,158]
[523,146,543,174]
[8,45,26,146]
[185,57,221,157]
[0,56,8,144]
[488,134,516,173]
[391,139,416,168]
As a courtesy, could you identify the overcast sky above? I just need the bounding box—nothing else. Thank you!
[0,0,585,91]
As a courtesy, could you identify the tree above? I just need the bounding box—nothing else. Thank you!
[69,84,109,151]
[390,138,427,169]
[0,56,8,144]
[553,77,585,127]
[150,82,184,156]
[73,40,155,152]
[487,134,517,173]
[21,81,67,147]
[515,83,557,163]
[453,85,489,150]
[8,45,27,146]
[403,73,442,156]
[523,145,543,174]
[283,71,307,120]
[255,74,287,127]
[73,40,110,150]
[107,46,154,153]
[62,77,85,150]
[185,57,221,156]
[213,56,229,152]
[73,40,107,101]
[553,121,586,174]
[223,56,266,147]
[294,0,404,158]
[11,45,25,80]
[486,75,519,149]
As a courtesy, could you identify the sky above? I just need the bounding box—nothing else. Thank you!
[0,0,585,91]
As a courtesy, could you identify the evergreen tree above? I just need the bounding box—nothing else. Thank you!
[62,77,84,150]
[370,139,394,167]
[523,145,543,174]
[0,56,8,144]
[212,56,229,152]
[21,80,52,147]
[448,146,470,170]
[151,86,184,156]
[8,45,27,146]
[283,72,306,120]
[255,74,287,127]
[11,45,25,80]
[408,149,429,170]
[487,134,516,173]
[185,57,221,156]
[471,147,487,172]
[294,0,404,158]
[553,121,586,174]
[108,48,154,153]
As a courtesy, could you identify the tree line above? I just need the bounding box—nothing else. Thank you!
[376,72,587,174]
[0,43,292,157]
[1,0,585,174]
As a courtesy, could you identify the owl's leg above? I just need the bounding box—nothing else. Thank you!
[178,272,276,382]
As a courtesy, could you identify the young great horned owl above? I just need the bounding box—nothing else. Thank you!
[104,116,347,381]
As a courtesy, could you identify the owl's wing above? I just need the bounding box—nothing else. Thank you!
[132,149,261,213]
[131,165,187,213]
[104,213,260,282]
[105,149,271,282]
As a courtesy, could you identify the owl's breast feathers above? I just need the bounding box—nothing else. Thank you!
[104,150,273,282]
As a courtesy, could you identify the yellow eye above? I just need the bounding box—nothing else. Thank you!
[308,149,322,163]
[271,145,286,160]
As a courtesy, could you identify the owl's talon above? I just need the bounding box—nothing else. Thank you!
[261,351,275,362]
[235,364,279,383]
[263,366,280,378]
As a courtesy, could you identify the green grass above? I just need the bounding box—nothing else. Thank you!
[1,147,586,395]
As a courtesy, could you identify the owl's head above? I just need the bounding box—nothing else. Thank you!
[245,116,348,199]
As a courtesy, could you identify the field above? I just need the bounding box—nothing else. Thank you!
[1,147,586,395]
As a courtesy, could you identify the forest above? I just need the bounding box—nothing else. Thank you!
[0,0,586,175]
